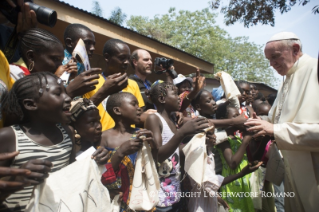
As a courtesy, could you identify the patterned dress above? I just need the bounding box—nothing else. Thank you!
[101,129,151,212]
[216,136,255,212]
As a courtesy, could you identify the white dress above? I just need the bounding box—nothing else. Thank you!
[188,151,224,212]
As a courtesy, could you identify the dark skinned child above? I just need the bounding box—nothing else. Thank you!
[235,81,254,119]
[144,81,209,211]
[188,125,262,212]
[216,105,256,212]
[100,92,156,212]
[0,72,74,211]
[69,98,109,162]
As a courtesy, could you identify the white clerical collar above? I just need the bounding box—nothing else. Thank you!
[286,54,304,76]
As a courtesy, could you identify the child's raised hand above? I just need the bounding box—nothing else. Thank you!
[117,138,143,157]
[233,113,247,130]
[193,69,205,92]
[179,117,210,136]
[136,129,157,150]
[66,68,102,98]
[91,147,110,165]
[241,161,263,175]
[19,159,53,185]
[173,112,184,128]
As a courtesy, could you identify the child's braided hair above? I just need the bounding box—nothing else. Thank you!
[149,81,176,104]
[1,72,58,122]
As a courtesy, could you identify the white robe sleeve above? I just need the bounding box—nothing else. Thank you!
[274,123,319,152]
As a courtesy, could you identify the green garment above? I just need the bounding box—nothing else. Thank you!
[216,136,255,212]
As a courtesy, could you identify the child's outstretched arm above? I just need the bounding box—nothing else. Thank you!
[145,115,209,163]
[208,113,247,128]
[218,134,252,170]
[221,161,263,185]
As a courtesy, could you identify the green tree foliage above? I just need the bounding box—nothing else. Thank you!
[211,0,318,27]
[127,8,278,86]
[91,0,103,17]
[109,7,127,25]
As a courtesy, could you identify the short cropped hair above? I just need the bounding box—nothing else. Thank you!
[106,92,135,119]
[103,39,127,56]
[130,49,140,69]
[63,23,92,42]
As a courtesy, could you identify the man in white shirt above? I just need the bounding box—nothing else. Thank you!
[246,32,319,212]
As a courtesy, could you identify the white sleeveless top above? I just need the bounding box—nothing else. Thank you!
[1,124,72,212]
[154,113,181,207]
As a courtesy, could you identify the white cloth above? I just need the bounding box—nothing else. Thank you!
[188,152,224,212]
[25,156,112,212]
[9,64,26,82]
[128,141,160,211]
[214,71,241,109]
[183,126,214,186]
[265,54,319,211]
[249,166,266,210]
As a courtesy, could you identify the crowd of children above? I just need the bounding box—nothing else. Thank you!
[0,10,279,212]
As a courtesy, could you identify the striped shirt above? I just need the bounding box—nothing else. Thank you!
[1,124,72,212]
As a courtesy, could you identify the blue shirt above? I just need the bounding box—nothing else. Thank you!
[62,49,85,75]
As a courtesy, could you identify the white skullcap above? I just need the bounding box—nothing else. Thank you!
[267,32,300,43]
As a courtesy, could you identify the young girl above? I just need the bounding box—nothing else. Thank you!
[145,82,209,211]
[69,97,109,161]
[235,81,254,118]
[216,105,255,212]
[9,28,67,81]
[191,91,255,212]
[100,92,156,212]
[0,72,75,211]
[188,125,262,212]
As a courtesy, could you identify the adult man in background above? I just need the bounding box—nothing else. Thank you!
[84,39,145,131]
[246,32,319,212]
[129,49,154,111]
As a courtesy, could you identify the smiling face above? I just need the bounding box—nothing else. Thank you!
[105,43,131,75]
[34,76,72,124]
[31,42,64,74]
[264,41,299,76]
[118,94,142,125]
[196,90,217,116]
[74,109,102,143]
[134,50,152,76]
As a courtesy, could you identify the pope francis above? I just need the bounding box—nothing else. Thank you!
[245,32,319,212]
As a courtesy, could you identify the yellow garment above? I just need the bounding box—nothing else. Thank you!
[0,51,14,128]
[13,57,27,68]
[266,54,319,211]
[84,76,145,131]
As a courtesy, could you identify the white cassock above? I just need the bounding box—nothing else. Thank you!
[263,54,319,212]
